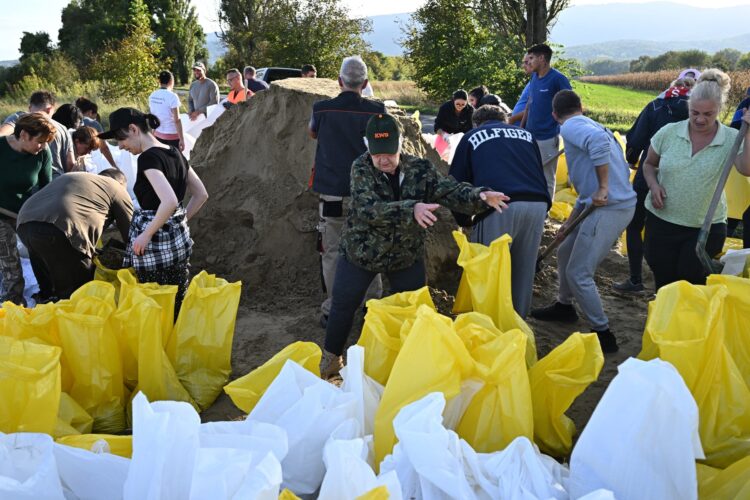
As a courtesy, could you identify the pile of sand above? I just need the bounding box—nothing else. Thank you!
[189,78,461,301]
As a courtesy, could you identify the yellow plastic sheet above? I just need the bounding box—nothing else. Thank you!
[357,287,435,385]
[452,231,537,366]
[707,275,750,387]
[224,341,321,413]
[0,335,61,435]
[639,281,750,467]
[528,332,604,457]
[697,456,750,500]
[56,434,133,458]
[725,168,750,220]
[118,269,177,349]
[374,306,475,467]
[168,271,242,410]
[54,392,94,438]
[549,201,573,222]
[357,485,390,500]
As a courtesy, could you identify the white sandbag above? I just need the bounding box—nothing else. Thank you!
[0,433,65,500]
[182,132,196,161]
[189,448,281,500]
[720,248,750,276]
[569,357,703,500]
[248,361,358,495]
[53,443,129,500]
[199,420,288,463]
[341,345,384,436]
[123,393,201,500]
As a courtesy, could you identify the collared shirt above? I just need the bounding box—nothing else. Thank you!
[247,78,270,93]
[646,120,745,227]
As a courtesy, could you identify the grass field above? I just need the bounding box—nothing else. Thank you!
[572,80,654,132]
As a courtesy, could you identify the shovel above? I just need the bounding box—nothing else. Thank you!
[695,120,748,274]
[536,204,596,273]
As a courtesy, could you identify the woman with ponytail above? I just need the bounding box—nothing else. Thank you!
[641,69,750,289]
[99,107,208,315]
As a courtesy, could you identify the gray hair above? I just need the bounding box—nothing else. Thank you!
[243,66,256,77]
[472,105,507,127]
[339,56,368,90]
[691,68,731,111]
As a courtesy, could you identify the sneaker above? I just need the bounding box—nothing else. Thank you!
[319,314,328,329]
[613,278,645,293]
[319,350,344,380]
[595,328,619,354]
[530,302,579,323]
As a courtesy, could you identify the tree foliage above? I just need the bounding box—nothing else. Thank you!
[475,0,570,47]
[19,32,53,62]
[150,0,208,84]
[361,52,414,81]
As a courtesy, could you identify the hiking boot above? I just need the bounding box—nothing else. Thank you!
[319,350,344,380]
[613,278,645,293]
[595,328,619,354]
[530,302,579,323]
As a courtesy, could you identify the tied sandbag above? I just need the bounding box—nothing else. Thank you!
[356,286,436,386]
[529,332,604,458]
[0,336,61,435]
[54,393,93,438]
[0,433,65,499]
[697,455,750,500]
[56,434,133,458]
[452,231,537,366]
[639,280,750,468]
[167,271,242,410]
[224,341,321,414]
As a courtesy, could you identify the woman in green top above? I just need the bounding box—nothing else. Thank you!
[642,69,750,289]
[0,112,54,305]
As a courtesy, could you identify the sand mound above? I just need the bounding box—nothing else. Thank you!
[189,78,461,301]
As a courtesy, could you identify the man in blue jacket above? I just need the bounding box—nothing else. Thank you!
[449,105,551,318]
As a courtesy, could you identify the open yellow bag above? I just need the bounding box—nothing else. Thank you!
[168,271,242,410]
[357,287,435,386]
[639,281,750,467]
[726,168,750,220]
[118,269,177,348]
[56,434,133,458]
[697,456,750,500]
[93,256,135,303]
[528,332,604,457]
[453,313,533,453]
[452,231,537,366]
[549,201,573,222]
[707,275,750,386]
[54,392,94,438]
[0,335,61,435]
[374,306,475,467]
[224,341,321,413]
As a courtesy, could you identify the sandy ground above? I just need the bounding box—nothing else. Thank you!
[201,219,653,449]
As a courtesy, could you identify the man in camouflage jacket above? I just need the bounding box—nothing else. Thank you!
[320,113,510,378]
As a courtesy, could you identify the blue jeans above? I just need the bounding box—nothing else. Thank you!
[324,256,425,355]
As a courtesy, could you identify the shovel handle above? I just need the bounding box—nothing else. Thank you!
[537,204,596,267]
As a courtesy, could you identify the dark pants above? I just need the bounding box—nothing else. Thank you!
[136,264,189,321]
[156,136,181,148]
[324,256,425,356]
[644,214,726,290]
[727,204,750,248]
[17,222,95,300]
[624,185,648,283]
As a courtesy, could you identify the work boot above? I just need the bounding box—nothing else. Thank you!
[530,302,578,323]
[319,350,344,380]
[594,328,619,354]
[613,278,645,293]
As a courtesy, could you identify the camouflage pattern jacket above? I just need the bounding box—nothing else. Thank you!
[340,152,490,273]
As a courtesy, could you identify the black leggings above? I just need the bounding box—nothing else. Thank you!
[644,214,726,290]
[136,263,190,321]
[624,185,648,283]
[726,204,750,248]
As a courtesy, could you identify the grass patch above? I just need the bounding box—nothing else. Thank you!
[572,80,654,133]
[372,80,438,111]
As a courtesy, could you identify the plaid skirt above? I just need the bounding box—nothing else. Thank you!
[123,206,193,272]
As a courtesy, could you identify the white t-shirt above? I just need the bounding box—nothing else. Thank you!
[148,88,181,135]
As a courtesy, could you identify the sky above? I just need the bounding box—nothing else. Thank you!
[2,0,749,60]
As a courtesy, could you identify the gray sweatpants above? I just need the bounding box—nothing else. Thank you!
[557,205,635,330]
[470,201,548,318]
[536,136,560,200]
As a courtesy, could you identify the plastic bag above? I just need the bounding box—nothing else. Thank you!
[554,187,578,205]
[357,287,435,386]
[569,358,703,500]
[341,345,384,437]
[0,433,65,500]
[706,275,750,386]
[54,392,93,438]
[639,281,750,467]
[726,168,750,220]
[697,455,750,500]
[1,302,61,347]
[53,441,130,500]
[528,332,604,457]
[224,341,321,414]
[0,336,61,435]
[168,271,242,410]
[118,269,177,349]
[549,201,573,221]
[93,256,135,303]
[56,434,133,458]
[452,231,537,366]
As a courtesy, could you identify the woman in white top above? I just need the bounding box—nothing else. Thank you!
[148,70,185,151]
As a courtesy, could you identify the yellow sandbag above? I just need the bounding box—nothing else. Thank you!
[698,456,750,500]
[357,287,435,385]
[452,231,537,366]
[528,332,604,457]
[554,187,578,205]
[357,485,390,500]
[168,271,242,410]
[224,341,321,413]
[555,151,568,188]
[721,237,744,257]
[726,168,750,220]
[639,281,750,467]
[0,336,61,434]
[374,306,475,467]
[454,314,533,452]
[118,269,177,348]
[549,201,573,221]
[57,304,126,434]
[56,434,133,458]
[54,392,94,438]
[707,275,750,387]
[278,490,302,500]
[93,256,135,303]
[1,302,62,347]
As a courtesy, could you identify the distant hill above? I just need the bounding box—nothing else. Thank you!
[206,32,226,65]
[0,60,18,68]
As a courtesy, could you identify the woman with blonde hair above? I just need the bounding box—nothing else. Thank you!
[642,69,750,289]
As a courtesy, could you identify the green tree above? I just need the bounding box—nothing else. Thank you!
[59,0,131,68]
[475,0,570,47]
[584,58,629,76]
[19,32,53,62]
[149,0,208,84]
[711,48,742,71]
[737,52,750,70]
[404,0,526,103]
[677,49,709,69]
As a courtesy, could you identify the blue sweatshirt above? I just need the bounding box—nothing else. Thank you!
[525,69,572,140]
[560,115,636,210]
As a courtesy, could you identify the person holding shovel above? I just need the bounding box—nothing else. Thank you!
[531,90,636,353]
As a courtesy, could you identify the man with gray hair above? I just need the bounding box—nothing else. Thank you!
[308,55,386,328]
[244,66,270,94]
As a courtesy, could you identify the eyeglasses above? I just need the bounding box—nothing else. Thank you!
[227,75,239,82]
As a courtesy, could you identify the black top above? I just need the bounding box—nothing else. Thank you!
[434,100,474,134]
[247,79,270,93]
[134,146,190,210]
